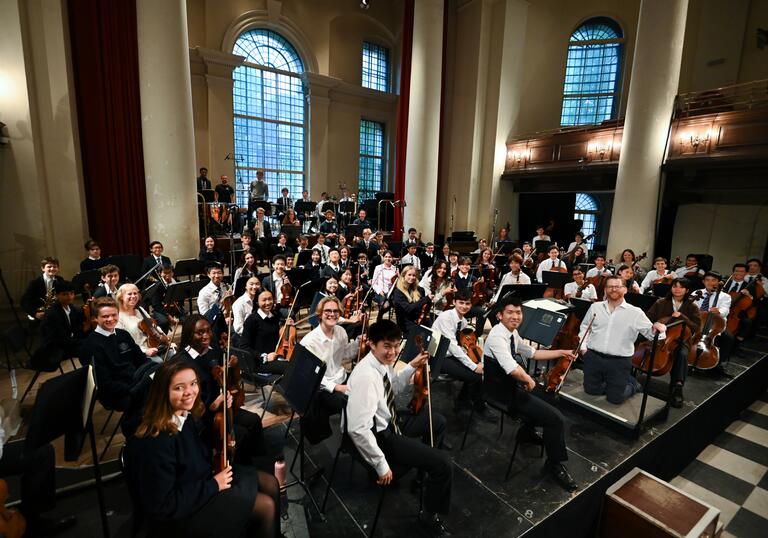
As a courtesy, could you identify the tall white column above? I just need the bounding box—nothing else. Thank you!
[136,0,199,261]
[403,0,444,241]
[607,0,688,259]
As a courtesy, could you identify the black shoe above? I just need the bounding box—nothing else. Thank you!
[670,385,683,408]
[544,461,578,492]
[419,513,452,537]
[27,514,77,537]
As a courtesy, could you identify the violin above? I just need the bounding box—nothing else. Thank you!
[275,322,297,361]
[417,300,430,326]
[342,287,361,318]
[0,479,25,538]
[280,278,294,308]
[687,285,726,370]
[523,248,536,269]
[458,327,483,364]
[138,307,167,349]
[588,259,613,298]
[211,323,239,473]
[409,335,435,446]
[546,314,595,393]
[632,317,692,376]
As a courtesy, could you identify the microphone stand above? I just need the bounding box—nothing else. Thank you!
[0,267,26,398]
[228,203,239,273]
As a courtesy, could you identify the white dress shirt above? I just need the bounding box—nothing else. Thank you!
[746,274,768,295]
[585,267,612,279]
[197,281,223,315]
[371,264,398,296]
[567,241,588,258]
[117,308,153,353]
[674,265,704,278]
[271,272,286,304]
[431,309,477,371]
[300,325,358,393]
[693,290,731,321]
[232,294,254,335]
[532,235,551,246]
[483,323,535,375]
[724,279,749,294]
[313,244,330,264]
[564,281,598,301]
[344,352,415,477]
[492,271,531,303]
[579,300,659,357]
[400,254,421,271]
[536,258,566,283]
[640,270,671,293]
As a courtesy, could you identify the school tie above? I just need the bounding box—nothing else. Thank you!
[699,292,710,312]
[382,373,400,434]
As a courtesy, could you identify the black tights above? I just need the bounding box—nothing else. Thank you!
[249,471,281,538]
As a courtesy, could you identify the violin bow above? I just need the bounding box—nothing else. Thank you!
[555,314,595,394]
[163,319,180,362]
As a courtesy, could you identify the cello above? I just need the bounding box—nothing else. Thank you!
[632,317,691,377]
[0,479,25,538]
[588,258,613,299]
[545,314,595,393]
[725,276,760,336]
[543,252,568,300]
[687,285,726,370]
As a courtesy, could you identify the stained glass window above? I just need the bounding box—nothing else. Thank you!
[359,120,385,201]
[560,18,623,126]
[362,42,389,92]
[232,29,306,206]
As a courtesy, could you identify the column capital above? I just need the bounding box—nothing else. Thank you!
[190,47,244,78]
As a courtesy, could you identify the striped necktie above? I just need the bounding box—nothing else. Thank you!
[382,373,400,434]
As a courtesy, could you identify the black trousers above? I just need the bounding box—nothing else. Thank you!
[717,330,735,363]
[233,408,267,465]
[0,440,56,518]
[398,405,447,449]
[582,350,636,404]
[441,356,483,407]
[303,390,347,444]
[374,423,452,515]
[670,342,690,385]
[512,387,567,462]
[467,306,486,336]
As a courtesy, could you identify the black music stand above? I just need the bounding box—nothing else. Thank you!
[174,258,205,281]
[167,280,206,315]
[296,250,313,267]
[108,254,143,282]
[200,189,216,203]
[346,224,364,239]
[533,240,552,253]
[496,241,517,254]
[496,283,548,302]
[72,269,103,296]
[402,325,450,379]
[141,281,162,309]
[568,297,593,320]
[294,201,316,233]
[338,201,355,229]
[234,276,250,297]
[541,270,572,289]
[277,344,327,520]
[281,224,301,243]
[625,292,657,312]
[652,283,671,298]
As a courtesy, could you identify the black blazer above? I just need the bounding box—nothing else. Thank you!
[39,303,85,359]
[419,253,436,270]
[252,220,272,241]
[80,257,109,272]
[272,244,294,257]
[453,274,477,291]
[21,275,63,317]
[92,283,117,299]
[141,255,172,276]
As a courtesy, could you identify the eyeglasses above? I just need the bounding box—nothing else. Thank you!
[605,285,624,289]
[323,309,340,315]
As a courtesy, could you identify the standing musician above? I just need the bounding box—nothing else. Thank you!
[431,288,491,417]
[39,280,85,363]
[198,237,225,266]
[535,246,565,283]
[345,319,453,538]
[21,256,63,321]
[80,239,108,272]
[249,169,269,203]
[618,249,647,281]
[319,210,339,247]
[564,267,598,301]
[586,255,612,279]
[420,260,456,314]
[674,254,705,279]
[125,360,281,538]
[141,241,172,276]
[275,187,292,220]
[646,279,701,408]
[215,175,235,204]
[197,264,232,318]
[240,291,290,376]
[640,257,672,294]
[490,255,531,305]
[92,264,120,299]
[370,250,398,309]
[232,277,261,339]
[81,297,160,435]
[578,275,666,404]
[116,283,173,359]
[261,255,293,320]
[300,296,363,444]
[196,166,211,191]
[391,265,432,337]
[617,265,641,294]
[693,272,734,364]
[400,243,422,271]
[314,192,331,229]
[483,296,578,491]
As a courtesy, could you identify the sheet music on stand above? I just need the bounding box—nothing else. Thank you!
[519,298,571,347]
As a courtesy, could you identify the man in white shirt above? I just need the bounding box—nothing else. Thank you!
[345,319,452,537]
[745,258,768,294]
[564,267,598,301]
[400,243,421,271]
[640,257,672,294]
[300,296,361,443]
[536,246,566,284]
[431,289,490,416]
[532,226,551,248]
[231,277,261,337]
[196,264,229,317]
[693,271,734,364]
[491,255,531,305]
[483,296,578,492]
[579,275,666,404]
[674,254,705,279]
[585,255,612,279]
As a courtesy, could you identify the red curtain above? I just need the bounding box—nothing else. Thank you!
[68,0,149,257]
[393,0,415,241]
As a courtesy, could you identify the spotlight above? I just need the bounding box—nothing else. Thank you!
[360,0,370,9]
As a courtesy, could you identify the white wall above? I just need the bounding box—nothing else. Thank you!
[671,204,768,274]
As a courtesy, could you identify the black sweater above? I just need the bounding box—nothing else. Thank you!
[125,417,218,521]
[241,311,281,360]
[392,287,431,335]
[81,329,148,410]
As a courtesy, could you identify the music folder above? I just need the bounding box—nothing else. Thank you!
[519,298,571,347]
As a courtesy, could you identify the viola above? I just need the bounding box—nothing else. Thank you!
[687,286,726,370]
[417,301,430,326]
[280,278,294,308]
[0,479,25,538]
[458,328,483,364]
[632,317,691,376]
[275,322,297,361]
[211,326,240,473]
[546,314,595,393]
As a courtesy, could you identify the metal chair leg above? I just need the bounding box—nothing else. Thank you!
[19,371,41,404]
[100,410,115,435]
[284,410,295,439]
[100,415,123,461]
[506,436,520,481]
[321,444,344,513]
[369,485,388,537]
[460,407,476,450]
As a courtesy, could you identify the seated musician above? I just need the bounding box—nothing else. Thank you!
[141,241,172,276]
[321,249,342,280]
[420,242,436,269]
[585,255,612,279]
[81,297,159,435]
[476,248,497,288]
[39,280,85,362]
[345,319,452,537]
[116,283,173,359]
[370,242,389,272]
[568,246,587,268]
[92,264,120,299]
[420,260,455,314]
[338,268,354,298]
[272,232,294,257]
[579,276,666,404]
[521,242,535,268]
[352,208,371,228]
[370,250,398,310]
[309,277,362,330]
[240,291,290,376]
[646,279,700,407]
[197,263,231,318]
[640,257,672,293]
[21,256,63,321]
[80,239,108,272]
[337,233,348,249]
[234,252,258,283]
[314,233,331,264]
[674,254,705,279]
[471,239,488,256]
[392,266,432,337]
[356,228,378,259]
[150,264,185,331]
[338,245,353,272]
[302,249,324,282]
[745,258,767,294]
[403,227,422,248]
[566,232,588,259]
[495,254,531,298]
[319,210,339,246]
[232,277,261,340]
[356,252,372,293]
[693,272,734,364]
[564,267,598,301]
[440,243,451,263]
[483,296,578,491]
[431,288,491,417]
[400,243,422,271]
[276,186,292,220]
[198,236,225,265]
[262,255,293,320]
[451,256,486,334]
[535,246,566,283]
[300,296,363,444]
[532,225,551,247]
[618,249,647,281]
[125,360,280,538]
[617,264,641,294]
[281,208,300,230]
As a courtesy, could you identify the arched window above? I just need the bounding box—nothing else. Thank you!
[574,193,599,248]
[560,17,623,126]
[232,29,306,206]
